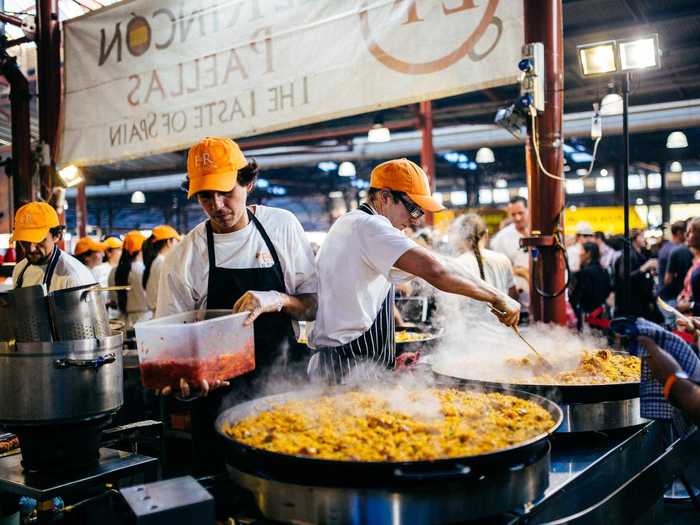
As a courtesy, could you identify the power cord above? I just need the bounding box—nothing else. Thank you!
[529,105,602,181]
[531,208,571,299]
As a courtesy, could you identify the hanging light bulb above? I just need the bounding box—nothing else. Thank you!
[58,165,84,187]
[338,161,357,177]
[367,112,391,143]
[475,147,495,164]
[131,191,146,204]
[599,93,623,116]
[666,131,688,149]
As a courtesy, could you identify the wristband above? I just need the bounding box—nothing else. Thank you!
[663,371,689,399]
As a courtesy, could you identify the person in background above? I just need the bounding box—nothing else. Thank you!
[143,225,180,313]
[677,218,700,316]
[658,221,687,296]
[594,231,615,270]
[449,213,517,298]
[490,196,530,314]
[99,236,123,319]
[664,221,694,299]
[614,229,660,322]
[570,242,612,330]
[113,230,150,328]
[566,222,595,273]
[74,237,108,282]
[11,202,95,291]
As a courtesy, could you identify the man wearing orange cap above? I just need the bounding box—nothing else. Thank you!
[156,137,317,393]
[11,202,95,291]
[143,225,180,313]
[111,230,151,327]
[308,158,520,383]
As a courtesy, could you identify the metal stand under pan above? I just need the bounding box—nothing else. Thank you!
[557,397,647,433]
[225,442,551,525]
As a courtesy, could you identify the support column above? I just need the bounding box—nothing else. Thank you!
[524,0,566,324]
[76,182,87,237]
[36,0,62,199]
[659,167,669,225]
[419,100,436,224]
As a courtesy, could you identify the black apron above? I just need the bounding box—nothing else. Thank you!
[16,247,60,289]
[315,203,396,384]
[172,209,304,475]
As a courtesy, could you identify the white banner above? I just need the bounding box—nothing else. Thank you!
[60,0,523,166]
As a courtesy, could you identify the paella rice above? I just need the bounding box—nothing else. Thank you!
[504,349,640,385]
[221,388,556,462]
[395,331,434,343]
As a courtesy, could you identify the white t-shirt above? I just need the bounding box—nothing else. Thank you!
[12,250,96,292]
[155,206,317,336]
[309,208,417,348]
[146,254,164,312]
[92,262,111,288]
[567,243,583,273]
[455,249,515,294]
[489,223,530,308]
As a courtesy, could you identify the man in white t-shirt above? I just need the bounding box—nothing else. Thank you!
[11,202,95,291]
[490,196,530,311]
[156,137,318,395]
[309,159,520,384]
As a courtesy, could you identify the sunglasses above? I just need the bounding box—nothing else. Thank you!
[398,194,424,219]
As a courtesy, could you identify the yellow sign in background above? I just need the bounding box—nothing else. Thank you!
[564,206,645,235]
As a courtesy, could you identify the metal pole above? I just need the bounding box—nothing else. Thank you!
[524,0,566,324]
[659,166,669,226]
[76,182,87,237]
[419,100,436,225]
[622,73,631,314]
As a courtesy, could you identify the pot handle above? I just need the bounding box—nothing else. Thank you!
[80,285,130,300]
[393,463,471,481]
[54,352,117,370]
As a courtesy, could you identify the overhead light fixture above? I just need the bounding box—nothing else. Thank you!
[647,173,661,189]
[695,190,700,200]
[338,161,357,177]
[577,40,617,76]
[666,131,688,149]
[565,179,584,194]
[367,113,390,143]
[495,179,507,188]
[577,35,659,77]
[670,161,683,173]
[475,147,495,164]
[600,168,609,177]
[450,191,468,206]
[599,93,623,116]
[58,165,84,188]
[328,191,344,199]
[618,35,660,71]
[130,190,146,204]
[318,161,338,172]
[596,177,615,192]
[635,198,644,205]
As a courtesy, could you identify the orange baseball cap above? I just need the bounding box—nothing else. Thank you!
[186,137,248,198]
[123,230,146,255]
[369,158,445,213]
[74,237,108,256]
[104,237,123,249]
[151,225,180,242]
[11,202,61,243]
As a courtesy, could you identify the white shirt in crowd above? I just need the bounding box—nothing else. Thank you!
[566,243,583,273]
[309,208,416,348]
[455,249,515,294]
[489,223,530,308]
[156,206,317,337]
[12,250,96,291]
[146,254,165,312]
[92,262,112,288]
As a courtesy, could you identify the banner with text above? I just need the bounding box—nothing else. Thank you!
[60,0,524,166]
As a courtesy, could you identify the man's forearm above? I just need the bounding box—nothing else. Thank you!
[280,292,317,321]
[670,379,700,423]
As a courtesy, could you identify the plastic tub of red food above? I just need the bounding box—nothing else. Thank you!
[134,310,255,390]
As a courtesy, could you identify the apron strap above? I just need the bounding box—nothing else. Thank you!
[205,220,217,273]
[248,208,286,289]
[358,203,375,215]
[16,246,60,289]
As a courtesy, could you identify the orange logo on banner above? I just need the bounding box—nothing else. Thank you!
[359,0,500,75]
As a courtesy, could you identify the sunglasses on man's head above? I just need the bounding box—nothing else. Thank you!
[398,194,424,219]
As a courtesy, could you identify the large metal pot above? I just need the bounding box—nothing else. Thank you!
[0,292,15,341]
[48,284,111,341]
[0,333,123,423]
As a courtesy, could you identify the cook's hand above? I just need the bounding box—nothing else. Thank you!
[395,351,421,370]
[637,336,683,384]
[233,290,285,326]
[157,377,230,398]
[677,316,700,335]
[490,295,521,327]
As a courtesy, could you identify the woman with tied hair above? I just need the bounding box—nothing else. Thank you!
[449,213,518,298]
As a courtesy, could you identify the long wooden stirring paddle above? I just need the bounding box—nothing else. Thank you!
[489,306,555,370]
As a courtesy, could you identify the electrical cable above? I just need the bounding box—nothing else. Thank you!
[531,209,571,299]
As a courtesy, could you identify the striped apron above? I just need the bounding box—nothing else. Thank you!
[313,203,396,384]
